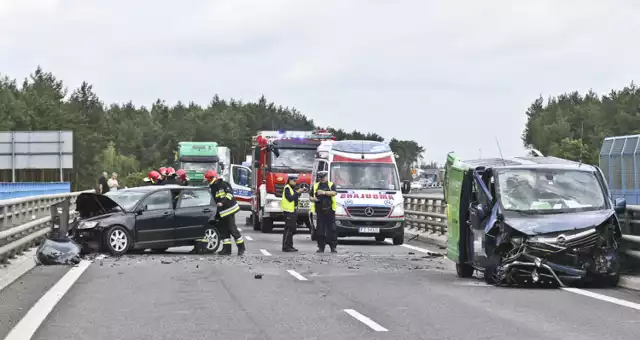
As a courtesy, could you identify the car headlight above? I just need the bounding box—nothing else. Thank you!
[390,203,404,217]
[267,200,280,209]
[78,221,98,229]
[335,203,347,216]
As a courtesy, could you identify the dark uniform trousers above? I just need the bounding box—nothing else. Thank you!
[316,208,337,249]
[283,212,297,250]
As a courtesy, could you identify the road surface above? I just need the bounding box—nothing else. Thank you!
[1,211,640,340]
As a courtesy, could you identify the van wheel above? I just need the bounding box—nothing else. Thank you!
[103,226,131,256]
[392,236,404,245]
[262,218,274,233]
[456,263,474,278]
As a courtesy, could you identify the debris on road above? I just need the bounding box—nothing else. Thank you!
[408,252,415,255]
[161,260,172,264]
[254,273,263,279]
[35,238,81,265]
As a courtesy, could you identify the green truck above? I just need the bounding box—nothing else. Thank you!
[176,142,220,184]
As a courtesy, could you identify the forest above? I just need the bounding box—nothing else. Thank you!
[523,82,640,165]
[0,67,424,189]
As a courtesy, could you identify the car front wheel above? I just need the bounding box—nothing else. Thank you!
[195,227,221,254]
[104,226,131,256]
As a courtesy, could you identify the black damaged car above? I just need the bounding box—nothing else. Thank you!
[71,185,220,256]
[444,153,625,287]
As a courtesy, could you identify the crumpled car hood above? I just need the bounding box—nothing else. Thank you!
[503,209,615,236]
[76,192,123,216]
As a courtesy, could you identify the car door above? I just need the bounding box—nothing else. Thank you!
[230,164,252,208]
[174,188,214,241]
[469,169,494,265]
[135,189,175,244]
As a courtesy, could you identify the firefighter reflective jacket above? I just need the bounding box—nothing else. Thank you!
[209,178,240,218]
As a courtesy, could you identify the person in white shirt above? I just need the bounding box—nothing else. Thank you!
[107,172,119,192]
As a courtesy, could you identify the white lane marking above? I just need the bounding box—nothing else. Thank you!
[5,260,92,340]
[237,227,243,232]
[286,270,308,281]
[245,236,254,241]
[260,249,272,256]
[391,242,441,256]
[562,287,640,311]
[343,309,388,332]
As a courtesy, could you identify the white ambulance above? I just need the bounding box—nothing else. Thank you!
[310,140,410,245]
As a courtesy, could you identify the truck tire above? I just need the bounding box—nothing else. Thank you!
[252,212,261,231]
[262,218,274,233]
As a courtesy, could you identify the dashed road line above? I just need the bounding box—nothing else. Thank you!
[4,260,92,340]
[245,236,254,241]
[343,309,388,332]
[260,249,272,256]
[237,227,243,232]
[286,269,308,281]
[386,241,441,256]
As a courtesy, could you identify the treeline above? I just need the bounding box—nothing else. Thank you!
[0,67,424,189]
[523,82,640,165]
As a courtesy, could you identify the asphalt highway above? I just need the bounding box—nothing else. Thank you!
[2,211,640,340]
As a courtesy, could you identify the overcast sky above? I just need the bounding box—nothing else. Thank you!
[1,0,639,163]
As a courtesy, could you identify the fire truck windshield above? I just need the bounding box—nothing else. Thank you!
[271,149,315,171]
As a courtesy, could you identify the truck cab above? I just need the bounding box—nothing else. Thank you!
[176,141,221,185]
[310,140,407,245]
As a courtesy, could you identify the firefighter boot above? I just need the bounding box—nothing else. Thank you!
[217,240,232,255]
[236,237,246,256]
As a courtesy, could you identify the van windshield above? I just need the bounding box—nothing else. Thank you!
[496,168,606,213]
[330,163,399,190]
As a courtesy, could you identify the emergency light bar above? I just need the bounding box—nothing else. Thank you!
[253,130,335,144]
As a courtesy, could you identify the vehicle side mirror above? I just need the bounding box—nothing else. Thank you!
[614,197,627,214]
[401,180,411,194]
[136,205,147,215]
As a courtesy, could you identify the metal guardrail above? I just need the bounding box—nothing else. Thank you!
[403,193,640,270]
[0,190,92,263]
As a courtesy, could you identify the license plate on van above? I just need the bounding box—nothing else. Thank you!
[359,227,380,233]
[299,199,310,208]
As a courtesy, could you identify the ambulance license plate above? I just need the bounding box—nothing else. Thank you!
[359,227,380,233]
[299,200,310,208]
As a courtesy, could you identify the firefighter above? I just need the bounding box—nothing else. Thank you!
[311,171,338,253]
[158,167,167,184]
[162,167,180,185]
[281,174,306,252]
[142,170,162,186]
[204,170,246,255]
[177,169,189,186]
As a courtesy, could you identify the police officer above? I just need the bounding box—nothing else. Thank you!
[281,174,306,252]
[204,170,246,256]
[311,171,338,253]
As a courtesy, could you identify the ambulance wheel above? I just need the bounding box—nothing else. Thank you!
[261,218,274,233]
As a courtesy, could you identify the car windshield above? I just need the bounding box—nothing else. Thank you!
[271,148,315,171]
[181,162,218,172]
[330,163,400,190]
[497,168,606,213]
[104,190,147,210]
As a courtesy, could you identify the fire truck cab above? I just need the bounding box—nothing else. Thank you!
[248,130,335,234]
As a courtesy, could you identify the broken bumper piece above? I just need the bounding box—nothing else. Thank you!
[497,253,587,287]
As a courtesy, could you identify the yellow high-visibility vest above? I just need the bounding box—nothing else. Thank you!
[311,181,336,213]
[280,184,297,213]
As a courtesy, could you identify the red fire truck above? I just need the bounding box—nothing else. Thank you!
[247,130,335,235]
